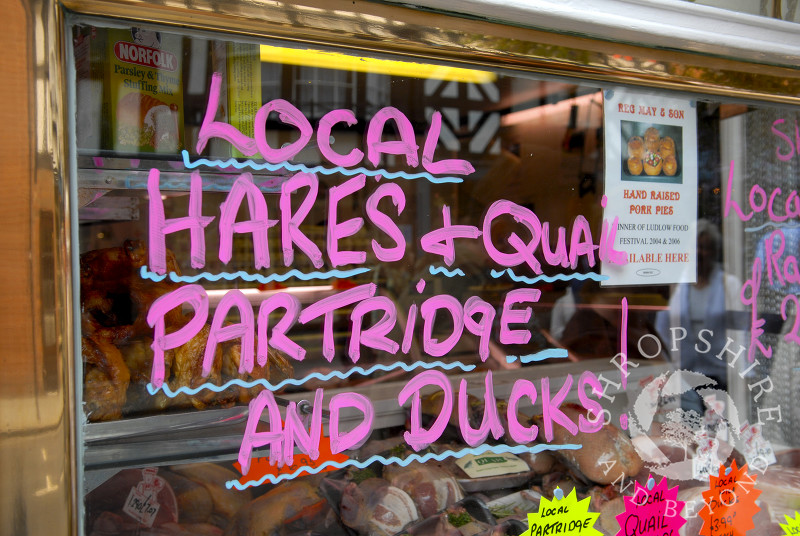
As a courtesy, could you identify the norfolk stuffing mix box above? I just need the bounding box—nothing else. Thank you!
[105,27,184,154]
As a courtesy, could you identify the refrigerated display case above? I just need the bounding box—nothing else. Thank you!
[5,1,800,535]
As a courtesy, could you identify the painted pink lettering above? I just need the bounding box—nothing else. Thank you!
[786,256,800,285]
[420,295,464,356]
[365,183,407,262]
[787,191,800,218]
[257,293,304,362]
[148,169,213,273]
[499,288,541,345]
[420,205,481,265]
[328,174,367,267]
[218,173,277,269]
[401,302,418,355]
[239,390,284,474]
[196,72,258,156]
[541,223,568,267]
[768,188,788,222]
[507,379,538,443]
[399,370,452,451]
[317,109,363,167]
[599,212,628,265]
[299,284,377,361]
[765,229,787,286]
[578,371,604,433]
[421,111,475,176]
[762,229,800,290]
[540,375,578,442]
[463,296,495,361]
[569,215,598,269]
[280,172,324,268]
[329,392,374,454]
[205,289,254,376]
[772,118,796,162]
[750,184,767,213]
[458,371,504,446]
[724,162,800,224]
[281,389,323,465]
[724,161,754,222]
[254,99,313,163]
[741,258,773,362]
[483,200,542,273]
[349,296,399,362]
[366,107,419,168]
[147,285,208,388]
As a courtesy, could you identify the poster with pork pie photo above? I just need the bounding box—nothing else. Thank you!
[621,120,683,185]
[601,88,698,286]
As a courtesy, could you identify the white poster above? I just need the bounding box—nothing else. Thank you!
[601,88,698,286]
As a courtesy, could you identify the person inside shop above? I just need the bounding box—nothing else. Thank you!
[655,219,744,412]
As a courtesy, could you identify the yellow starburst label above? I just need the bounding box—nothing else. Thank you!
[780,511,800,536]
[520,488,602,536]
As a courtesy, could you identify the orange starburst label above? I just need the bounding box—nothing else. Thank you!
[699,461,761,536]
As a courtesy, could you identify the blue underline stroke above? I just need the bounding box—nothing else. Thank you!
[745,222,800,233]
[428,265,465,277]
[490,268,608,285]
[182,150,464,184]
[506,349,569,363]
[146,360,476,397]
[139,265,370,284]
[227,443,582,489]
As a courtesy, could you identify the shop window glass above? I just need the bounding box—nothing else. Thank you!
[70,18,800,536]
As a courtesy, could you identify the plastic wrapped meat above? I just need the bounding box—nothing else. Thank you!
[758,463,800,522]
[406,514,461,536]
[225,478,342,536]
[533,403,642,485]
[406,503,493,536]
[518,451,556,475]
[486,489,542,519]
[443,506,492,536]
[382,461,464,518]
[85,469,179,533]
[89,512,224,536]
[339,477,419,536]
[158,470,215,525]
[597,497,625,536]
[407,514,491,536]
[171,463,251,525]
[588,485,619,512]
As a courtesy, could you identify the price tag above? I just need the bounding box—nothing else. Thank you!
[615,476,685,536]
[703,395,728,442]
[699,461,761,536]
[122,467,164,527]
[739,422,777,470]
[692,431,720,481]
[519,487,602,536]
